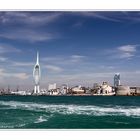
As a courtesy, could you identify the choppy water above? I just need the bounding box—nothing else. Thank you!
[0,96,140,129]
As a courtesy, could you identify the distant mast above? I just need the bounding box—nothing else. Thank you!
[33,51,41,94]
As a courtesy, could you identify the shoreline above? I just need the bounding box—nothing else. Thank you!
[0,94,139,96]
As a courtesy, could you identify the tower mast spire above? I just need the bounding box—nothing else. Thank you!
[33,51,41,94]
[36,51,39,65]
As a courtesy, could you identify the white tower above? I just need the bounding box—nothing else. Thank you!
[33,52,41,94]
[114,73,120,87]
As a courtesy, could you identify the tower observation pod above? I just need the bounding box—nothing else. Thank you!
[33,52,41,94]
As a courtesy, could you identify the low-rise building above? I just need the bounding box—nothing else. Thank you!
[71,85,85,94]
[116,85,130,96]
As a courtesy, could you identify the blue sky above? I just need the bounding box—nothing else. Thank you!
[0,11,140,89]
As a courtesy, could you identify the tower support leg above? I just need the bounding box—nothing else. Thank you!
[37,85,40,93]
[34,86,37,93]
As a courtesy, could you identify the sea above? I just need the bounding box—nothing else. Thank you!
[0,95,140,129]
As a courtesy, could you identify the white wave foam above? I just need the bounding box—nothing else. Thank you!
[0,101,140,117]
[0,122,27,129]
[34,116,49,123]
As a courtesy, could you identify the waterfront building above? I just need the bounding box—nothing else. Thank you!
[71,85,85,94]
[48,83,57,90]
[114,73,121,87]
[116,85,130,96]
[92,82,115,95]
[33,52,41,94]
[48,83,60,95]
[40,89,48,95]
[60,84,69,95]
[101,82,112,94]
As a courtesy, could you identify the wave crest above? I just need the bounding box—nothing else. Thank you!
[0,101,140,117]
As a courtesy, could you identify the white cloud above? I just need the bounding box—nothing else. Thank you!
[0,68,29,80]
[117,44,137,59]
[119,52,134,59]
[0,12,62,42]
[105,44,138,59]
[41,56,62,62]
[0,43,21,53]
[76,12,140,23]
[71,55,85,59]
[12,62,34,67]
[0,57,8,62]
[77,12,121,22]
[12,73,29,80]
[1,12,62,26]
[45,65,63,72]
[71,55,85,62]
[41,55,86,65]
[0,30,54,42]
[118,45,137,52]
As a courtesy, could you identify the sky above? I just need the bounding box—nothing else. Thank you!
[0,11,140,89]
